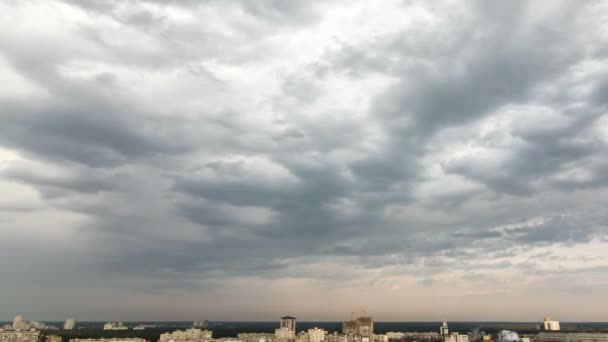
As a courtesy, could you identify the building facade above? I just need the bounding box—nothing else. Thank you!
[63,319,76,330]
[543,318,560,331]
[280,317,296,332]
[238,334,274,342]
[444,333,468,342]
[160,329,213,342]
[0,330,41,342]
[538,333,608,342]
[307,328,326,342]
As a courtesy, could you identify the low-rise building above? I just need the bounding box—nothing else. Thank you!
[386,333,404,340]
[445,333,468,342]
[307,328,326,342]
[538,333,608,342]
[160,329,213,342]
[0,329,41,342]
[102,323,127,331]
[405,332,440,341]
[70,339,145,342]
[238,333,274,342]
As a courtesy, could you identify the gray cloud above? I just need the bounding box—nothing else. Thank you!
[0,0,607,321]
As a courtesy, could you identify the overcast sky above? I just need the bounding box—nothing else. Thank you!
[1,0,608,322]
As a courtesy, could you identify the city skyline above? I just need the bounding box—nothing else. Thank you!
[1,1,608,321]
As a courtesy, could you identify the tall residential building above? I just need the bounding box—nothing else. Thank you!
[543,317,560,331]
[498,331,519,342]
[63,319,76,330]
[342,316,373,338]
[440,322,449,336]
[280,317,296,332]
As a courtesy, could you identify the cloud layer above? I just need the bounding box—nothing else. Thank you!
[1,0,608,321]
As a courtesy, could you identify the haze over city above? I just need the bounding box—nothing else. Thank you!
[1,0,607,322]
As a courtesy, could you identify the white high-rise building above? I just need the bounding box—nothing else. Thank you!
[307,328,326,342]
[544,317,560,331]
[440,322,449,336]
[12,316,25,330]
[64,319,76,330]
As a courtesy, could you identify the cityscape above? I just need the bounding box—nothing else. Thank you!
[2,315,607,342]
[1,1,608,341]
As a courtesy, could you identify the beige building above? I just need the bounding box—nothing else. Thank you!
[543,318,560,331]
[102,323,127,331]
[444,333,469,342]
[160,329,213,342]
[386,333,403,340]
[276,328,295,340]
[538,333,608,342]
[238,334,274,342]
[0,330,41,342]
[307,328,327,342]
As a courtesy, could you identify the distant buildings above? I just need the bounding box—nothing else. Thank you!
[70,339,145,342]
[0,330,41,342]
[238,333,275,342]
[102,322,127,331]
[159,328,213,342]
[386,332,404,340]
[194,321,210,328]
[63,319,76,331]
[538,333,608,342]
[9,316,56,331]
[543,317,561,331]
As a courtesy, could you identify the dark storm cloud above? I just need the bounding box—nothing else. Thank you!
[1,0,608,320]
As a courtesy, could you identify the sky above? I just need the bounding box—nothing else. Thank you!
[0,0,608,322]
